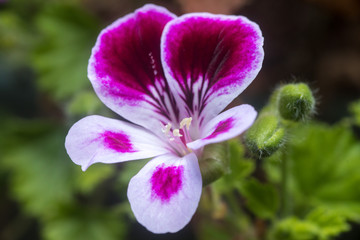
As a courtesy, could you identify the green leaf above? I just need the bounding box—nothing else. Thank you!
[67,91,103,116]
[43,205,126,240]
[349,99,360,126]
[74,164,115,194]
[227,139,255,180]
[239,178,279,220]
[285,123,360,211]
[32,3,100,100]
[306,207,350,238]
[1,126,75,217]
[196,217,234,240]
[117,159,148,192]
[0,11,35,63]
[212,139,254,194]
[270,207,350,240]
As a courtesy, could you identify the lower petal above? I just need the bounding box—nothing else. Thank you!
[187,105,257,149]
[127,153,202,233]
[65,115,168,171]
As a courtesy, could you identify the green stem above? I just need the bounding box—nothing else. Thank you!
[280,150,290,218]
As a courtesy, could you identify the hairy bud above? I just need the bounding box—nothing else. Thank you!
[277,83,315,121]
[245,114,285,158]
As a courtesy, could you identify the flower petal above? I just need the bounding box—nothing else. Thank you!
[161,13,264,125]
[65,115,168,171]
[187,105,257,150]
[88,4,179,134]
[127,153,202,233]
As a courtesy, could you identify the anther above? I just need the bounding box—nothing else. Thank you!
[180,117,192,130]
[162,123,172,135]
[173,129,183,137]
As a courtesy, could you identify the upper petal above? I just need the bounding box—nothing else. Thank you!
[127,153,202,233]
[187,105,257,150]
[161,13,264,125]
[65,115,168,171]
[88,4,179,134]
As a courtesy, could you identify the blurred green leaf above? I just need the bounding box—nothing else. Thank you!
[270,217,321,240]
[239,178,279,220]
[196,218,233,240]
[67,91,103,115]
[228,139,255,180]
[1,126,74,217]
[306,207,350,238]
[284,123,360,211]
[349,99,360,126]
[117,159,147,192]
[43,205,126,240]
[74,164,114,194]
[213,139,255,194]
[33,3,100,100]
[0,118,116,219]
[0,11,35,63]
[270,207,350,240]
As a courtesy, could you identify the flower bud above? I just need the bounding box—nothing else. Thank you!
[199,142,229,186]
[245,114,285,158]
[277,83,315,121]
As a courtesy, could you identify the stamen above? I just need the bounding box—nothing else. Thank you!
[180,117,192,130]
[161,123,172,135]
[173,129,183,137]
[160,118,194,157]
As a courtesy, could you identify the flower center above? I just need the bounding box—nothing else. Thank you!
[161,117,193,156]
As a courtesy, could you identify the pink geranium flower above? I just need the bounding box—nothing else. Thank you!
[65,4,263,233]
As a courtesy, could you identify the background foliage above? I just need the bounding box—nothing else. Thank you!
[1,0,360,239]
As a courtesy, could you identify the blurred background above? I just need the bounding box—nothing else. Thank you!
[0,0,359,239]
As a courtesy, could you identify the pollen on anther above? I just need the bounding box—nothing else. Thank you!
[180,117,192,130]
[162,123,172,135]
[173,129,183,137]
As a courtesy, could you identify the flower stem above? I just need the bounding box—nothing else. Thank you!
[280,150,290,218]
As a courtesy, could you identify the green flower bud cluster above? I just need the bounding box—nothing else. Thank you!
[245,82,315,158]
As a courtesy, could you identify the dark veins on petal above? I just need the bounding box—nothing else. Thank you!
[94,8,179,122]
[165,17,259,117]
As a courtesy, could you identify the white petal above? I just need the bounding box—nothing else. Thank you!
[187,105,257,150]
[127,153,202,233]
[65,115,168,171]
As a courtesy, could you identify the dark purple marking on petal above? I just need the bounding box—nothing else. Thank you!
[205,117,234,140]
[163,14,263,116]
[101,131,136,153]
[91,6,179,121]
[150,164,184,203]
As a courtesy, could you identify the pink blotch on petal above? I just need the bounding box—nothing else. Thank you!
[102,131,136,153]
[205,117,234,139]
[151,164,184,203]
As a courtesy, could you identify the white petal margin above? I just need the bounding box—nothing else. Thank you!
[65,115,168,171]
[187,104,257,150]
[127,153,202,233]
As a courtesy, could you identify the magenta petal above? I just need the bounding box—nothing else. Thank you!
[127,153,202,233]
[88,4,179,133]
[162,13,264,123]
[65,115,168,171]
[187,105,257,150]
